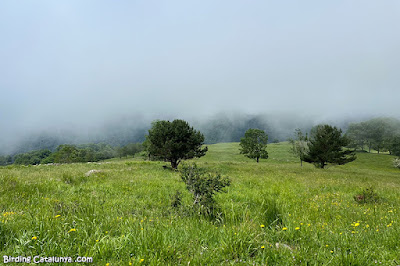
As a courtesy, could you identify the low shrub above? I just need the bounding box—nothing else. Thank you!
[354,186,380,204]
[180,163,231,217]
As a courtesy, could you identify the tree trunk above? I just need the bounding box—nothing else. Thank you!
[257,157,259,163]
[300,160,303,167]
[171,159,179,169]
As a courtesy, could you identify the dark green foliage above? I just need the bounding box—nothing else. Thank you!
[51,145,81,163]
[181,164,231,216]
[10,143,118,165]
[239,128,268,163]
[116,143,143,158]
[45,143,116,163]
[354,187,380,204]
[303,124,356,168]
[145,119,208,169]
[0,155,13,166]
[77,143,117,161]
[13,149,52,165]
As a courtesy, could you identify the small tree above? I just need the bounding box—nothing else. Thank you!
[303,124,356,168]
[288,128,309,166]
[145,119,208,169]
[239,128,268,163]
[180,163,231,215]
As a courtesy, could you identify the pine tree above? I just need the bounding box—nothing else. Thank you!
[303,125,356,168]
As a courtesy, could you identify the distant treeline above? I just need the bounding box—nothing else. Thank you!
[2,113,316,156]
[0,143,143,166]
[2,115,400,163]
[346,117,400,155]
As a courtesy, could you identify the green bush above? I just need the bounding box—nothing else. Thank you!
[180,163,231,216]
[354,186,380,204]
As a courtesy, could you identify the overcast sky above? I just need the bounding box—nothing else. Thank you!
[1,0,400,138]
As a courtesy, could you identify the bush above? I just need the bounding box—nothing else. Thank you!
[180,163,231,216]
[393,158,400,169]
[354,186,380,204]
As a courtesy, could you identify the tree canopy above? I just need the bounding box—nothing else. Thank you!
[145,119,208,169]
[303,124,356,168]
[239,128,268,163]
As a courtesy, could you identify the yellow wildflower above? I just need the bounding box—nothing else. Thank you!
[140,259,144,263]
[32,236,37,240]
[282,227,287,231]
[261,245,265,249]
[354,223,360,227]
[68,228,76,233]
[54,215,61,218]
[295,227,300,230]
[260,224,265,228]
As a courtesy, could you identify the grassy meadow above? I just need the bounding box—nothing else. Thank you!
[1,142,400,265]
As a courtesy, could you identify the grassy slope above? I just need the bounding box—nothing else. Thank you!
[0,142,399,265]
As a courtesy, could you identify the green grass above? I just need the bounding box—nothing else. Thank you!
[1,142,400,265]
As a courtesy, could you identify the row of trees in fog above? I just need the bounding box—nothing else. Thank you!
[346,117,400,155]
[0,143,143,166]
[1,117,399,167]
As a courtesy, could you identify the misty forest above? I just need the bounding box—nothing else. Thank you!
[2,1,400,265]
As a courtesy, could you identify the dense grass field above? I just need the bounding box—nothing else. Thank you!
[1,142,400,265]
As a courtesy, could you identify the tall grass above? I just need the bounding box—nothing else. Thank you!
[1,142,399,265]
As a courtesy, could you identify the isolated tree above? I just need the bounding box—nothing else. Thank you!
[239,128,268,163]
[303,124,356,169]
[288,128,309,166]
[145,119,208,169]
